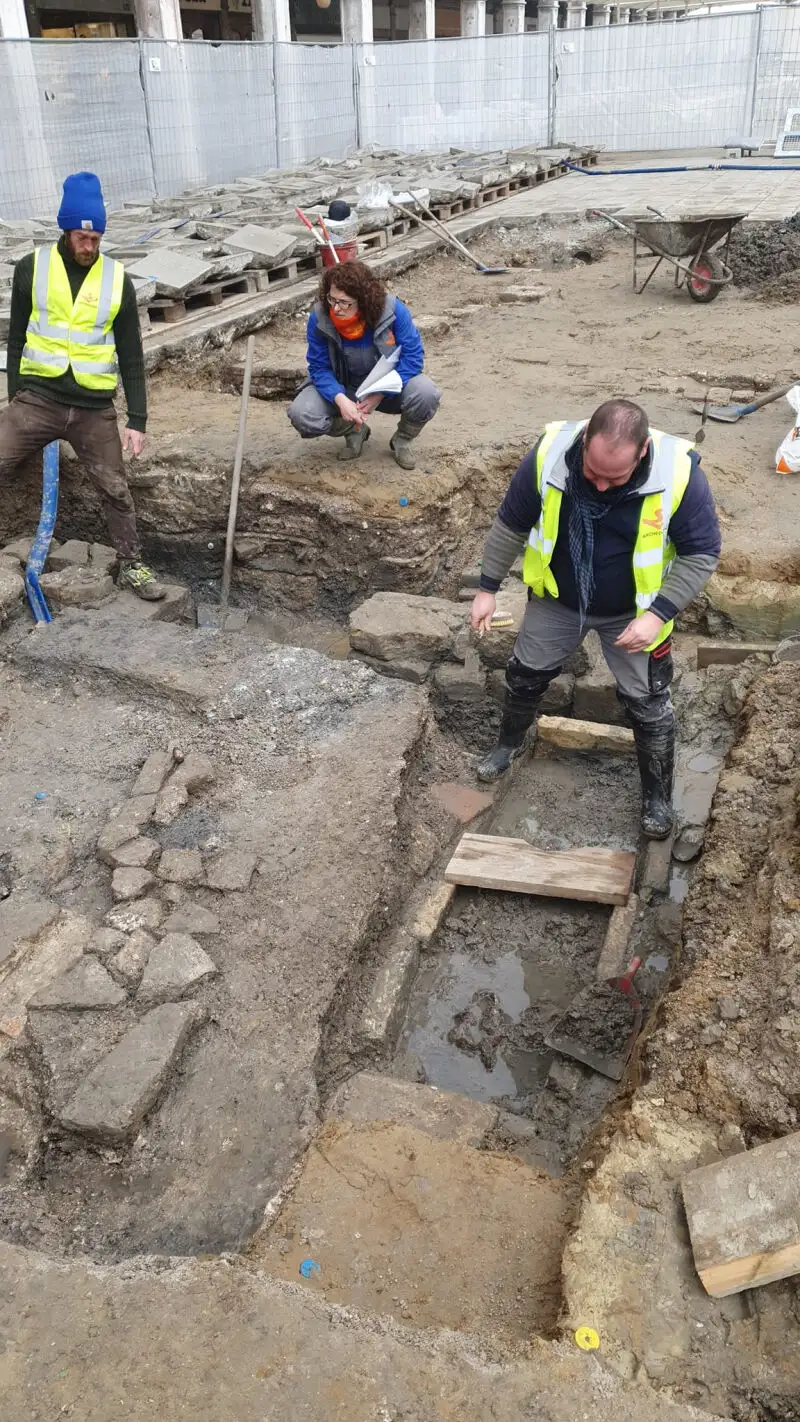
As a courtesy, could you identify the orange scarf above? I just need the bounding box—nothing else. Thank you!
[330,308,367,341]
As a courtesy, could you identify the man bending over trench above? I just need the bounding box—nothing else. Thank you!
[470,398,721,840]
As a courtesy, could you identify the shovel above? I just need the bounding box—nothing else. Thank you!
[690,383,791,424]
[545,956,642,1081]
[196,334,255,632]
[389,197,508,275]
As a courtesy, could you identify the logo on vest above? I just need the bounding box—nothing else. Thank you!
[642,508,663,532]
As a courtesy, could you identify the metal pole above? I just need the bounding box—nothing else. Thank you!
[352,40,363,151]
[547,20,557,145]
[747,5,765,144]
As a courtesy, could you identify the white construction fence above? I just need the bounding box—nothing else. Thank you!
[3,7,800,219]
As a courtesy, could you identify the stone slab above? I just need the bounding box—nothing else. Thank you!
[105,896,165,935]
[58,1002,203,1142]
[0,563,24,617]
[160,904,220,936]
[410,881,455,943]
[0,896,60,976]
[171,752,214,793]
[595,893,639,982]
[537,715,636,754]
[157,848,204,886]
[109,583,193,624]
[349,592,464,665]
[110,930,155,988]
[47,540,117,575]
[112,867,156,902]
[358,927,419,1048]
[0,912,90,1038]
[205,851,257,892]
[132,750,175,798]
[30,957,127,1011]
[108,837,161,871]
[126,250,213,297]
[223,224,296,268]
[137,933,217,1005]
[38,566,115,609]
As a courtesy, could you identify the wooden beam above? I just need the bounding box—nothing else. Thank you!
[682,1131,800,1297]
[696,642,777,670]
[444,834,635,906]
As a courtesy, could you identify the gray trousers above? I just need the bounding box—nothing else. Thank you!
[515,594,667,702]
[287,375,441,438]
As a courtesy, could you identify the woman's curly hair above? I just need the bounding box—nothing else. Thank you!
[319,260,387,331]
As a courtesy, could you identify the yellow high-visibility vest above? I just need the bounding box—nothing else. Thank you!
[20,244,124,392]
[521,419,693,651]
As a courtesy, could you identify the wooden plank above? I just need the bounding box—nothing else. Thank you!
[538,715,635,754]
[682,1131,800,1297]
[444,833,635,906]
[696,641,777,669]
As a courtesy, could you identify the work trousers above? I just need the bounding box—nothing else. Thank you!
[287,375,441,438]
[513,593,673,703]
[0,390,140,560]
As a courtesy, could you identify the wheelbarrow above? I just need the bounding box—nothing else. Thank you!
[595,209,746,303]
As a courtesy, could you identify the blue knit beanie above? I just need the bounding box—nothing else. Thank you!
[57,172,107,235]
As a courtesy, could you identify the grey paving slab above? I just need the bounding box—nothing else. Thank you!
[496,164,800,222]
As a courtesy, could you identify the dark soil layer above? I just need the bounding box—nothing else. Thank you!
[729,215,800,287]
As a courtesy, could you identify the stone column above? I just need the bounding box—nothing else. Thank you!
[460,0,486,36]
[566,0,586,26]
[594,2,611,21]
[0,0,27,34]
[501,0,525,30]
[537,0,558,28]
[251,0,291,42]
[341,0,373,42]
[408,0,435,38]
[133,0,182,39]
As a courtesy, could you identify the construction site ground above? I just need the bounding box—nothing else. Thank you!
[1,167,800,1421]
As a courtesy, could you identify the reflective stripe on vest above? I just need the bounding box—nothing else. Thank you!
[20,245,124,391]
[521,420,693,650]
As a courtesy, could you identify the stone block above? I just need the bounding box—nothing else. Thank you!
[109,930,155,988]
[411,882,455,944]
[432,662,485,701]
[108,837,161,871]
[537,715,635,754]
[476,582,528,670]
[0,911,90,1039]
[349,592,464,665]
[112,868,156,903]
[540,673,575,714]
[223,224,296,268]
[137,933,217,1005]
[97,800,156,864]
[47,540,117,575]
[57,1002,203,1142]
[357,654,430,684]
[0,564,24,618]
[171,752,215,793]
[161,904,220,936]
[132,750,175,798]
[572,631,627,725]
[358,927,419,1048]
[205,851,257,893]
[126,250,213,297]
[0,535,61,565]
[498,286,549,303]
[706,574,800,641]
[105,896,164,935]
[111,583,192,625]
[153,782,189,827]
[90,928,127,961]
[157,848,204,886]
[30,957,126,1011]
[775,635,800,663]
[595,894,639,982]
[38,566,115,609]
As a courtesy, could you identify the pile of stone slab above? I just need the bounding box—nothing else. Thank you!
[0,144,592,337]
[0,533,191,623]
[0,745,259,1150]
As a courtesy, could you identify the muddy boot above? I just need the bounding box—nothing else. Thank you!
[630,711,676,840]
[337,423,371,462]
[390,417,425,471]
[475,658,556,783]
[118,561,166,601]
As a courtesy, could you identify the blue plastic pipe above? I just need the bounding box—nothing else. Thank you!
[566,160,800,174]
[24,441,59,625]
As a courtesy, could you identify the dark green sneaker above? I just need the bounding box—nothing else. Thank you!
[118,561,166,601]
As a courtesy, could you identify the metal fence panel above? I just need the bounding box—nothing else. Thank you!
[553,13,758,152]
[140,39,277,197]
[273,42,358,168]
[752,8,800,147]
[0,39,152,220]
[360,33,550,153]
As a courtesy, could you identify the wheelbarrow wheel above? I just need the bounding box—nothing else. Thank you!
[687,252,725,303]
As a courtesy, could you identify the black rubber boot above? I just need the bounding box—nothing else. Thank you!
[628,708,676,840]
[475,658,558,784]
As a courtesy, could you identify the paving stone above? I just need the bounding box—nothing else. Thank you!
[204,850,257,893]
[153,782,189,827]
[57,1002,204,1142]
[349,592,464,665]
[109,930,156,988]
[161,904,221,936]
[0,911,90,1038]
[162,883,186,907]
[112,867,156,903]
[431,782,494,824]
[432,663,485,701]
[38,566,115,609]
[96,800,156,864]
[0,564,24,618]
[30,957,127,1011]
[105,896,164,935]
[47,540,117,574]
[537,715,635,754]
[137,933,217,1005]
[223,224,296,268]
[132,749,175,798]
[90,928,127,961]
[171,752,215,793]
[498,285,549,303]
[0,535,60,565]
[108,837,161,871]
[157,848,204,886]
[126,250,213,297]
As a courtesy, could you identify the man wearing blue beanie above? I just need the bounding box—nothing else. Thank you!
[0,172,165,600]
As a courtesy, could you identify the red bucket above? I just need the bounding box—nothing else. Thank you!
[321,241,358,267]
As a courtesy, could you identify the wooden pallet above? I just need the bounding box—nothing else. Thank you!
[147,271,259,324]
[253,252,322,292]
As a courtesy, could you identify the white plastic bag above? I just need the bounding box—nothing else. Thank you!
[775,385,800,474]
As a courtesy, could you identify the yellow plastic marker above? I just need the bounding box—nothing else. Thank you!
[574,1326,600,1352]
